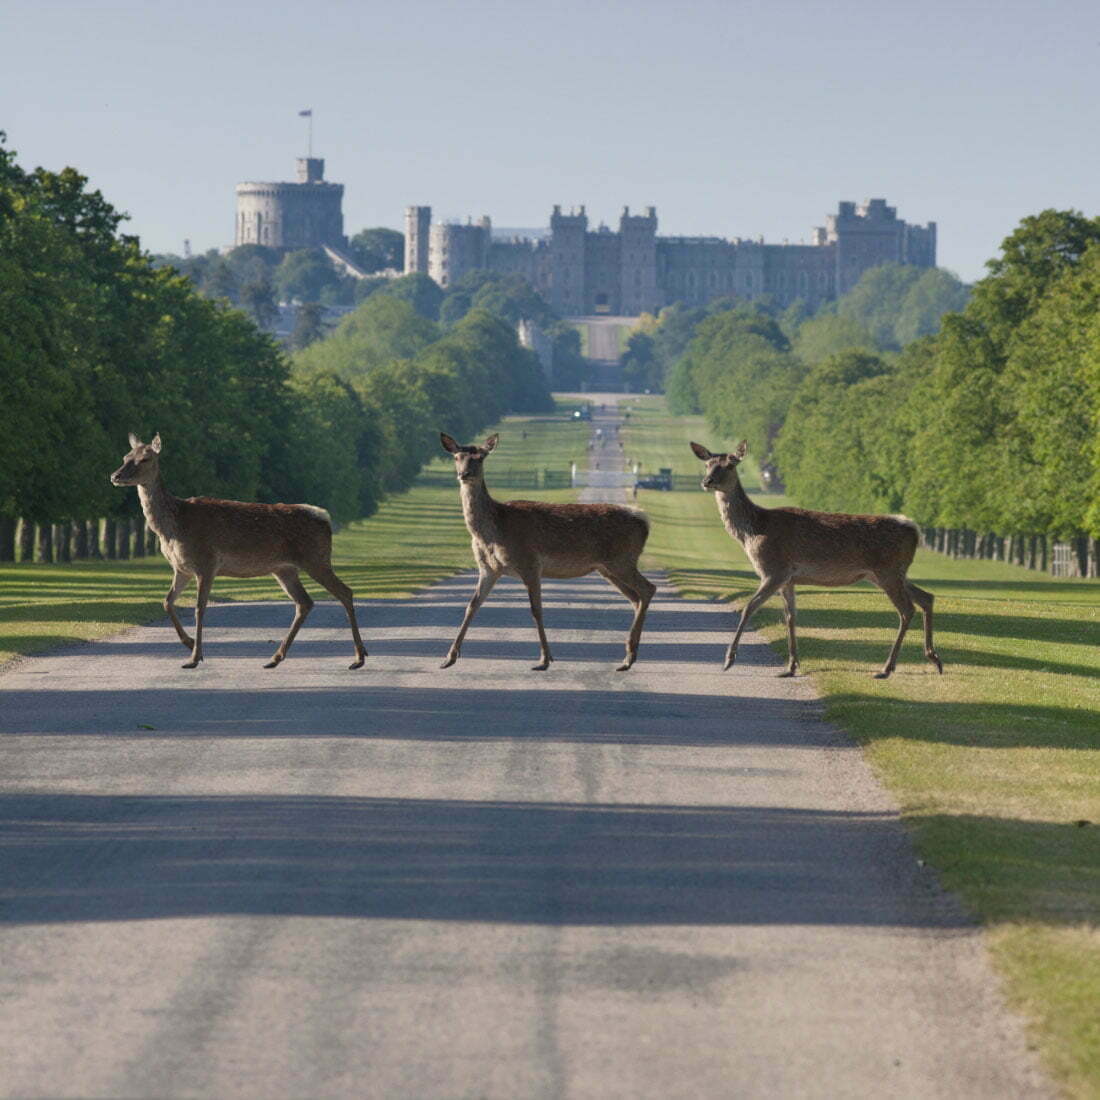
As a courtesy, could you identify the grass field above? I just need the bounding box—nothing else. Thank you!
[625,395,1100,1097]
[0,407,582,669]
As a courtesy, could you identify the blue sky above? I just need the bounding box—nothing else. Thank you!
[4,0,1098,281]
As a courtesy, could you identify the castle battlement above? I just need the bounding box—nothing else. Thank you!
[405,199,936,317]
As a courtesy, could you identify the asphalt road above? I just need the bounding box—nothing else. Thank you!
[0,412,1050,1097]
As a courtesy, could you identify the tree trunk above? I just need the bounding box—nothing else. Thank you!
[104,518,117,560]
[0,516,15,562]
[57,522,72,563]
[146,527,158,555]
[1039,535,1048,573]
[18,519,34,562]
[115,517,131,560]
[73,520,89,560]
[35,523,54,564]
[132,516,146,558]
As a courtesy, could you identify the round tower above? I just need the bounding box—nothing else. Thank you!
[404,205,431,274]
[235,158,345,251]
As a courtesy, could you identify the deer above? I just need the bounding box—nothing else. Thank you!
[690,440,943,680]
[110,433,366,670]
[439,432,656,672]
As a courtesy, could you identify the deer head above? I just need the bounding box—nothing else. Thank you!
[440,432,498,483]
[690,440,748,492]
[110,433,162,487]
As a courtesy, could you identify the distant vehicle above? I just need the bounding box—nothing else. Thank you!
[635,467,673,492]
[572,407,592,421]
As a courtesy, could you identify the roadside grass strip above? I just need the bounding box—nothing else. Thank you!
[625,396,1100,1098]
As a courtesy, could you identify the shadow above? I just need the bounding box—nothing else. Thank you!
[913,814,1100,925]
[824,694,1097,752]
[791,633,1098,682]
[0,680,821,746]
[791,606,1100,650]
[0,793,959,928]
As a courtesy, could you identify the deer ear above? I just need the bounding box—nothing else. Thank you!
[483,434,499,453]
[732,440,748,461]
[150,433,162,454]
[128,432,141,449]
[689,441,712,461]
[440,432,460,454]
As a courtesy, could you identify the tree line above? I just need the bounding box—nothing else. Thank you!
[0,136,553,563]
[663,212,1100,575]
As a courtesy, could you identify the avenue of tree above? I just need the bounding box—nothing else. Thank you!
[0,136,553,562]
[645,217,1100,574]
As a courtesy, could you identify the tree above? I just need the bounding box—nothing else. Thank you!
[374,272,444,321]
[240,272,279,329]
[292,303,326,350]
[348,227,404,273]
[792,314,876,365]
[275,249,340,303]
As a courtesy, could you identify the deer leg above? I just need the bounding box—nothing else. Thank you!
[906,580,944,674]
[522,570,553,671]
[164,569,194,649]
[874,575,915,679]
[600,563,656,671]
[306,564,367,669]
[182,572,213,669]
[441,568,500,668]
[265,568,313,669]
[777,582,799,677]
[725,575,786,670]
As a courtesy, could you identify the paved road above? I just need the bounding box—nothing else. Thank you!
[0,419,1049,1097]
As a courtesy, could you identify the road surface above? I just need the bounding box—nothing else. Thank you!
[0,416,1049,1097]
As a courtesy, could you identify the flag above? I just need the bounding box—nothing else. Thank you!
[299,109,312,117]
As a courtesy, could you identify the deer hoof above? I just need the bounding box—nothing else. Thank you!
[349,656,366,670]
[873,669,893,680]
[778,669,797,679]
[440,654,458,669]
[722,656,736,671]
[264,657,283,669]
[616,661,634,672]
[531,661,551,671]
[181,659,201,669]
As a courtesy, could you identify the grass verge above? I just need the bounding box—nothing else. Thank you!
[627,396,1100,1097]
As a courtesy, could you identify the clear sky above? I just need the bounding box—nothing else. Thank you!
[4,0,1098,281]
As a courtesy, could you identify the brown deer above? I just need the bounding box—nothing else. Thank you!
[440,432,656,671]
[690,441,943,679]
[110,433,366,670]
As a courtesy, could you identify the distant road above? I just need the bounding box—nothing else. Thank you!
[573,314,634,362]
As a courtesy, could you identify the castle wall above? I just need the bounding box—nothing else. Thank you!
[404,197,936,316]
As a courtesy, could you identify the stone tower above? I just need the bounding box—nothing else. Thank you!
[618,206,658,316]
[548,205,587,316]
[404,205,431,274]
[235,157,345,250]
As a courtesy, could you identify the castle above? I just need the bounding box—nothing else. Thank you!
[235,158,347,251]
[405,199,936,316]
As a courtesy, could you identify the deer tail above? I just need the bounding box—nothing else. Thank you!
[296,504,333,529]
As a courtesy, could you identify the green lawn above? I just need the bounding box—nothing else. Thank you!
[628,396,1100,1098]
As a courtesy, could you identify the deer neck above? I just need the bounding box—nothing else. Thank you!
[459,476,500,542]
[137,472,181,542]
[715,473,763,544]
